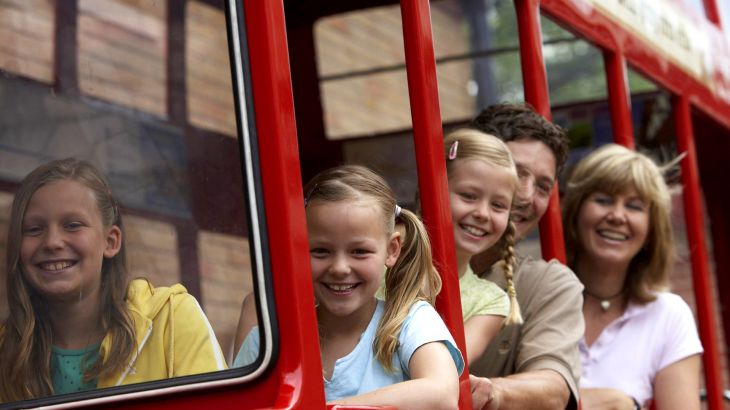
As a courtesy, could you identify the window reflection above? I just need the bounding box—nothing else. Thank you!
[0,0,257,405]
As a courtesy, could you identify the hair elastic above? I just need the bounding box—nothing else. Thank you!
[394,205,402,218]
[448,141,459,160]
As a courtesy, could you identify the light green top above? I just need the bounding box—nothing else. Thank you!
[52,343,100,394]
[460,265,509,321]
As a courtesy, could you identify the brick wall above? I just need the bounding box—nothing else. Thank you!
[668,195,730,394]
[198,230,252,359]
[315,2,475,139]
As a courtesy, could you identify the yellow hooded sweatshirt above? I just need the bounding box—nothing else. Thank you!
[97,279,227,387]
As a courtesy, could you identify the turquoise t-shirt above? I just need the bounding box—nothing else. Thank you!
[52,343,100,394]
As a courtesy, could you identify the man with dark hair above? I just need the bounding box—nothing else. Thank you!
[467,103,583,410]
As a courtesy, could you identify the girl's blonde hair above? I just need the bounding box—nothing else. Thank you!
[563,144,673,303]
[304,165,441,372]
[0,158,136,401]
[444,128,522,325]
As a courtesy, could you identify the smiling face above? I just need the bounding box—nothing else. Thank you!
[506,138,557,240]
[448,158,514,271]
[576,189,649,271]
[20,179,121,305]
[306,199,400,322]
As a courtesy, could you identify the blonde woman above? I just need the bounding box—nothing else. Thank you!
[563,144,702,410]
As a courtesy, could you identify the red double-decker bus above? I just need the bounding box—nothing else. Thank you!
[0,0,729,409]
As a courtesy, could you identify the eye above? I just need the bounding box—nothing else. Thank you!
[23,225,43,236]
[458,192,477,201]
[516,166,529,178]
[627,200,647,212]
[65,221,84,231]
[310,248,329,258]
[593,193,613,206]
[351,248,373,257]
[492,201,509,211]
[537,182,553,196]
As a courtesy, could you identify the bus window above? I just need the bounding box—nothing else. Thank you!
[314,0,526,206]
[541,16,607,106]
[0,0,270,407]
[315,5,409,140]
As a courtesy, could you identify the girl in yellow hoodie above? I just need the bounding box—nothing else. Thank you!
[0,158,226,402]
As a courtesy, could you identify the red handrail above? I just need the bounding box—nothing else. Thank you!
[400,0,472,408]
[703,0,723,29]
[673,95,723,410]
[514,0,566,263]
[244,0,326,407]
[603,50,635,149]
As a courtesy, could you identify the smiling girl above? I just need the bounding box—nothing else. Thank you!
[444,128,522,365]
[235,165,463,409]
[0,158,225,402]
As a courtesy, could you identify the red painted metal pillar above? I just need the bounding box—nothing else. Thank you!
[673,95,723,410]
[703,0,723,28]
[603,50,635,149]
[400,1,471,408]
[243,0,326,407]
[514,0,566,263]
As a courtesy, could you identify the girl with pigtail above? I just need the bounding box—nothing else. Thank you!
[443,128,522,365]
[234,165,462,409]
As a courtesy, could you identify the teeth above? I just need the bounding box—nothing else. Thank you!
[327,283,356,292]
[40,261,73,271]
[598,230,628,241]
[462,225,486,237]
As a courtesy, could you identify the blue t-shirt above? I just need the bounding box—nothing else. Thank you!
[234,300,464,401]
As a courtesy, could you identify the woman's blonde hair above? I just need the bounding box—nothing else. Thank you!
[562,144,674,303]
[444,128,522,325]
[303,165,441,372]
[0,158,136,401]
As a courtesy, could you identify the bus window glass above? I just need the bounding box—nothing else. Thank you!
[0,0,264,406]
[315,0,524,141]
[315,0,524,207]
[510,15,609,258]
[541,16,608,106]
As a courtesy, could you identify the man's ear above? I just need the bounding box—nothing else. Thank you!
[103,225,123,258]
[385,231,402,268]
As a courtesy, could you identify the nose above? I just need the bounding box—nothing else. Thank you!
[472,200,491,222]
[42,226,65,250]
[515,175,535,209]
[328,253,351,276]
[606,205,627,223]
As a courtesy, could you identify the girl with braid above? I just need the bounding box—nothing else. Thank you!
[444,128,522,365]
[234,165,462,409]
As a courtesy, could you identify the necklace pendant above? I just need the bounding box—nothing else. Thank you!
[600,300,610,311]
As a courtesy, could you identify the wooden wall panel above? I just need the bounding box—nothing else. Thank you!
[77,0,167,117]
[198,230,251,359]
[186,1,236,137]
[125,214,181,288]
[0,0,54,83]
